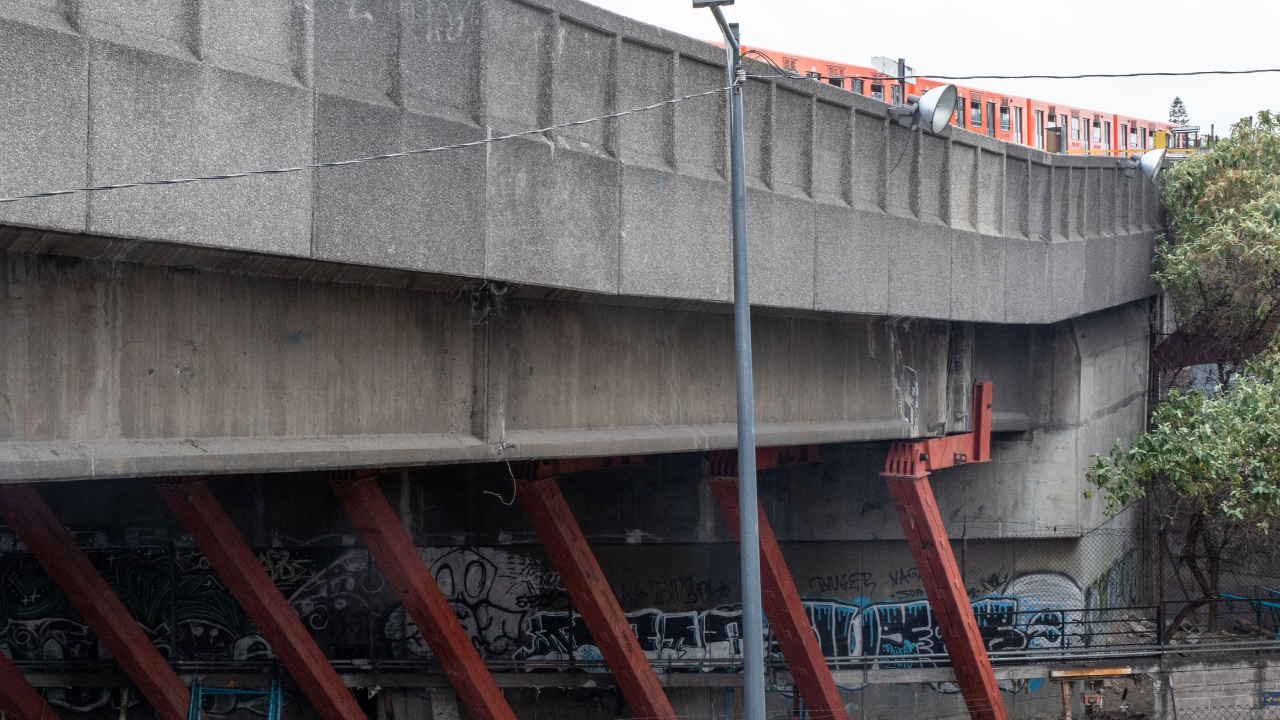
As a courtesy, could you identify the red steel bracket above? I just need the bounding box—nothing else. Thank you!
[707,463,849,720]
[881,381,1007,720]
[329,475,517,720]
[0,483,191,720]
[0,649,59,720]
[156,479,365,720]
[516,476,677,720]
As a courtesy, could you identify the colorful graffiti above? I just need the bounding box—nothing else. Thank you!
[1,543,1101,679]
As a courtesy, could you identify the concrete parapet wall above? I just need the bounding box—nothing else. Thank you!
[0,0,1159,325]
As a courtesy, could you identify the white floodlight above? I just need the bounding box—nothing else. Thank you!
[1139,148,1166,181]
[890,84,958,135]
[917,84,958,136]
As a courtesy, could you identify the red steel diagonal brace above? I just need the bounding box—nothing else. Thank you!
[516,475,677,720]
[0,649,60,720]
[156,479,365,720]
[329,475,517,720]
[882,381,1007,720]
[707,458,849,720]
[0,483,190,720]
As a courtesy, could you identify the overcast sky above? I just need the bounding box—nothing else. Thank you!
[584,0,1279,137]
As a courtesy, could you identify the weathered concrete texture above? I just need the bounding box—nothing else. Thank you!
[0,232,1147,503]
[0,0,1160,324]
[0,242,956,481]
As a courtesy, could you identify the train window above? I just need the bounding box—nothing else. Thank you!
[986,102,995,137]
[853,79,864,95]
[970,99,982,127]
[891,85,903,104]
[871,83,884,101]
[1131,127,1139,148]
[999,106,1010,131]
[1071,117,1080,141]
[827,77,844,89]
[1092,121,1101,144]
[807,71,821,80]
[783,57,798,71]
[956,103,964,127]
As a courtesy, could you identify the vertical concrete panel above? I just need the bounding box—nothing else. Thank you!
[814,206,887,314]
[949,142,977,231]
[552,19,612,152]
[482,0,549,130]
[745,191,815,308]
[887,217,951,319]
[1004,155,1028,240]
[205,0,298,84]
[918,133,947,224]
[617,39,673,169]
[485,139,620,292]
[813,101,850,206]
[0,19,87,232]
[1070,166,1087,239]
[402,0,481,122]
[82,0,200,58]
[313,96,487,274]
[950,230,1005,323]
[1098,167,1116,237]
[315,0,396,104]
[619,168,730,301]
[1086,167,1102,238]
[885,122,913,217]
[853,111,884,210]
[0,0,75,29]
[741,79,772,187]
[1050,166,1070,241]
[1049,240,1086,320]
[1028,162,1050,241]
[976,150,1002,235]
[675,56,725,180]
[1004,238,1049,324]
[772,88,812,197]
[87,46,312,255]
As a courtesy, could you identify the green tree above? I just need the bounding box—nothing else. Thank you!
[1088,112,1280,638]
[1169,96,1189,126]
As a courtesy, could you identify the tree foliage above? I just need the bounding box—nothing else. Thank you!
[1153,111,1280,359]
[1087,347,1280,533]
[1086,113,1280,626]
[1169,96,1189,126]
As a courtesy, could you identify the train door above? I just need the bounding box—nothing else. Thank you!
[1103,119,1112,153]
[1070,111,1081,151]
[1035,109,1045,149]
[969,92,983,134]
[986,101,996,138]
[1014,105,1024,145]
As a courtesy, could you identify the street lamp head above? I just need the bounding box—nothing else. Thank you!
[692,0,733,6]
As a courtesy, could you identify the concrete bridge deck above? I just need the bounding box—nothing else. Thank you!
[0,0,1156,328]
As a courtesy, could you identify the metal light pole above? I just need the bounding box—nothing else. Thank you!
[696,3,765,719]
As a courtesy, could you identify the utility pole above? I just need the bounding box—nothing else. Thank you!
[898,57,906,105]
[694,3,765,720]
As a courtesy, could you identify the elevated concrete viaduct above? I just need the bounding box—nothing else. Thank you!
[0,1,1158,719]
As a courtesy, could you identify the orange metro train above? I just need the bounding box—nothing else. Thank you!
[743,46,1173,154]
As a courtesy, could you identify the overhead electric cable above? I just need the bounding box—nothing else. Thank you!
[743,58,1280,83]
[0,85,732,204]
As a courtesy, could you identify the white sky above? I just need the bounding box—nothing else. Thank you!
[584,0,1280,136]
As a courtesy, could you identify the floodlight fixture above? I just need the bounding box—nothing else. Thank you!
[917,84,958,136]
[1140,148,1166,181]
[889,84,958,135]
[1117,148,1166,182]
[692,0,733,7]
